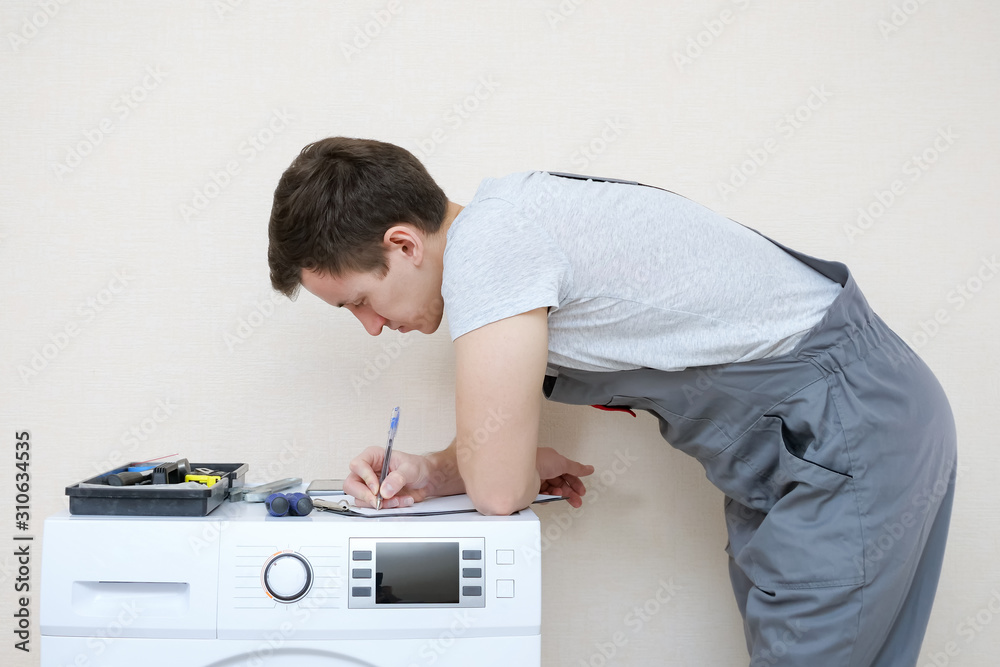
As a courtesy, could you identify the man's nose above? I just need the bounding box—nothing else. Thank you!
[351,306,387,336]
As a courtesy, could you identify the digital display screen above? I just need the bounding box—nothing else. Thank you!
[375,542,459,604]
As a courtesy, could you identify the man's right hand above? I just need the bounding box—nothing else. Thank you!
[344,446,436,509]
[343,441,594,511]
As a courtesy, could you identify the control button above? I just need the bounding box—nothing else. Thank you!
[462,550,482,560]
[462,568,482,578]
[496,549,515,565]
[352,568,372,579]
[497,579,515,598]
[352,586,372,597]
[352,550,372,561]
[262,552,313,603]
[462,586,482,597]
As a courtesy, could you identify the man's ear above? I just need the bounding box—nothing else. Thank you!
[384,224,425,266]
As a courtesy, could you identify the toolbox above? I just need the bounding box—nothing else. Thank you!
[65,461,248,517]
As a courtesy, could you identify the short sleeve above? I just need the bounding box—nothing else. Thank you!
[442,198,570,340]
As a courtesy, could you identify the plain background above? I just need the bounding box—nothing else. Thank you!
[2,1,998,665]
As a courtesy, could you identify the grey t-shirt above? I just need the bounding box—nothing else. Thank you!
[441,171,842,373]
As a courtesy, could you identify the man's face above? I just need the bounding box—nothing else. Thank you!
[300,246,444,336]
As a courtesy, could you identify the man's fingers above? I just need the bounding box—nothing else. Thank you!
[564,473,588,495]
[542,474,587,496]
[345,449,430,510]
[342,475,370,499]
[381,470,410,499]
[344,477,378,507]
[544,481,584,507]
[379,494,415,509]
[349,457,382,495]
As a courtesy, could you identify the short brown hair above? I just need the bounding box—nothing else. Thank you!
[268,137,448,298]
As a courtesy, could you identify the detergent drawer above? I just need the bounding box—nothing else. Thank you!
[41,514,221,639]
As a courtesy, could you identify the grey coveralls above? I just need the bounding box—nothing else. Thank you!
[540,176,958,666]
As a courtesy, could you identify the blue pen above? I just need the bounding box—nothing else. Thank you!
[375,407,400,510]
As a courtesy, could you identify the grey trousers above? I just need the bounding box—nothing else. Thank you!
[543,244,957,666]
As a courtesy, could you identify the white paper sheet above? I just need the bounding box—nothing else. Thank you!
[314,493,565,517]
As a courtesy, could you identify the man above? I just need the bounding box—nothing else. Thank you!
[268,136,957,666]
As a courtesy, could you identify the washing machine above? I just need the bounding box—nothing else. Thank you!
[40,497,542,666]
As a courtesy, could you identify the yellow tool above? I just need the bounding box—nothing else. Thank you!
[185,474,222,487]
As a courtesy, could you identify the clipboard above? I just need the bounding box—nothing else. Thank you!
[313,493,567,518]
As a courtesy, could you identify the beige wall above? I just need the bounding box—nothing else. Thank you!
[2,1,997,664]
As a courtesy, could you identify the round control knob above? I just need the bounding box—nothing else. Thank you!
[262,552,313,603]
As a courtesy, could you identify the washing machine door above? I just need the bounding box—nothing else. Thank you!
[196,637,536,667]
[41,634,538,666]
[204,648,376,666]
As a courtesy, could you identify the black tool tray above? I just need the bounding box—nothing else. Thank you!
[65,462,248,516]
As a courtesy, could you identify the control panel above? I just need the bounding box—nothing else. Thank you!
[348,537,486,609]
